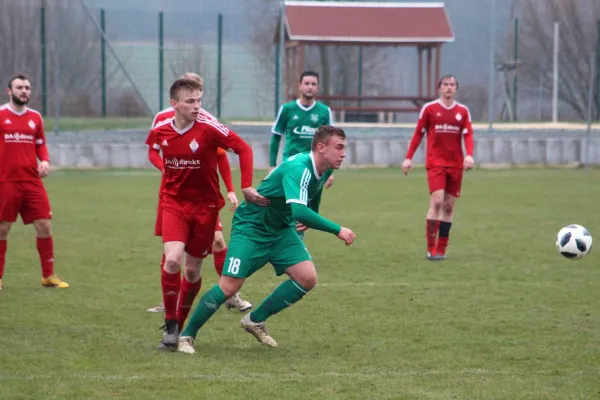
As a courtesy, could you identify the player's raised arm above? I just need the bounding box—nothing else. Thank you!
[462,107,475,170]
[402,104,430,175]
[269,106,287,170]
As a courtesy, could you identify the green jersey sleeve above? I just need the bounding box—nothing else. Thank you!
[271,105,288,136]
[282,165,311,206]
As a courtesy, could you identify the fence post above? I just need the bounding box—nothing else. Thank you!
[512,18,518,121]
[274,36,280,117]
[40,6,47,117]
[358,46,363,109]
[596,20,600,120]
[100,8,107,117]
[487,0,496,131]
[217,14,223,119]
[158,11,164,111]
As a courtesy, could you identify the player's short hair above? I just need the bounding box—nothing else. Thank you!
[438,75,459,89]
[299,70,319,83]
[169,78,202,101]
[8,74,29,90]
[311,125,346,151]
[179,72,204,91]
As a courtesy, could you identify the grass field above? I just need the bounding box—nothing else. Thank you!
[1,168,599,399]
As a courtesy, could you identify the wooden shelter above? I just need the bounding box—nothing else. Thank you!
[279,1,455,119]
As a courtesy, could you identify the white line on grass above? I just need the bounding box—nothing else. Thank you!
[0,369,591,382]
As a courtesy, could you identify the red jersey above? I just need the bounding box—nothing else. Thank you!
[145,107,235,192]
[147,115,253,214]
[405,100,474,169]
[0,104,49,182]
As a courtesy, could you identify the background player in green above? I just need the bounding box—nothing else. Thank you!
[270,71,335,189]
[178,126,356,354]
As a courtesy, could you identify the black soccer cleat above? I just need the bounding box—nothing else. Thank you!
[157,319,179,352]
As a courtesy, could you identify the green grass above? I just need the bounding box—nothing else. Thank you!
[1,168,599,399]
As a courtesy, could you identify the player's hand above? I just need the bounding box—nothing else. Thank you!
[296,222,309,233]
[325,175,334,189]
[227,191,239,211]
[38,161,50,178]
[464,155,474,171]
[401,159,412,176]
[337,227,355,246]
[242,187,270,207]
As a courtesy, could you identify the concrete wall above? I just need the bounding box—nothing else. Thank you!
[46,136,600,169]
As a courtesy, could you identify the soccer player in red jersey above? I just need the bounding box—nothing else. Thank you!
[402,75,474,261]
[147,77,266,351]
[0,74,68,289]
[145,73,252,315]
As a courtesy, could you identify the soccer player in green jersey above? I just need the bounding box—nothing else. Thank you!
[177,126,356,353]
[270,71,335,189]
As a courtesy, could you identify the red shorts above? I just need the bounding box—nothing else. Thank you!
[161,207,218,259]
[427,167,463,198]
[0,180,52,225]
[154,198,222,236]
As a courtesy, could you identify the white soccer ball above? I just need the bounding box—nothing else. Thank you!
[556,224,592,260]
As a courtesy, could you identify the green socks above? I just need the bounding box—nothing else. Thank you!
[250,279,308,323]
[181,284,226,338]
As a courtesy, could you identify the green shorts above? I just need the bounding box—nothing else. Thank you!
[222,229,312,279]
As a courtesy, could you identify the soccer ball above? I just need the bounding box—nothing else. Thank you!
[556,224,592,260]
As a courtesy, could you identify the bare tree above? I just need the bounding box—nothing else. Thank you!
[167,43,233,117]
[518,0,600,120]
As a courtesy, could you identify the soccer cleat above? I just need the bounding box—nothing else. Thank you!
[240,314,278,348]
[225,292,252,312]
[426,252,446,261]
[157,319,179,352]
[41,275,69,288]
[178,336,196,354]
[147,302,165,313]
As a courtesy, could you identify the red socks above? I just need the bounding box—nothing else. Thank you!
[177,277,202,330]
[426,220,440,254]
[0,240,6,279]
[161,268,181,321]
[213,248,227,276]
[36,237,54,278]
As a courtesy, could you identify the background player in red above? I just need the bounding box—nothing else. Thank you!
[145,73,251,315]
[401,75,474,261]
[148,77,266,351]
[0,74,68,289]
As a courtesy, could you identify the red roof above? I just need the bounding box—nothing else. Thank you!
[284,1,454,44]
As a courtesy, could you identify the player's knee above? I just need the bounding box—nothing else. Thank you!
[0,223,11,240]
[164,254,182,273]
[183,266,201,283]
[442,202,455,215]
[34,219,52,237]
[293,273,317,291]
[212,235,226,252]
[219,276,243,298]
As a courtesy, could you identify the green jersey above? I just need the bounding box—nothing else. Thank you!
[272,100,334,159]
[232,152,334,242]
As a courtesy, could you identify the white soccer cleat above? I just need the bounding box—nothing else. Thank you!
[240,314,278,348]
[178,336,196,354]
[147,302,165,313]
[225,292,252,312]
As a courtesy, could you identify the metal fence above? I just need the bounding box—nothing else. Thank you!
[1,0,599,130]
